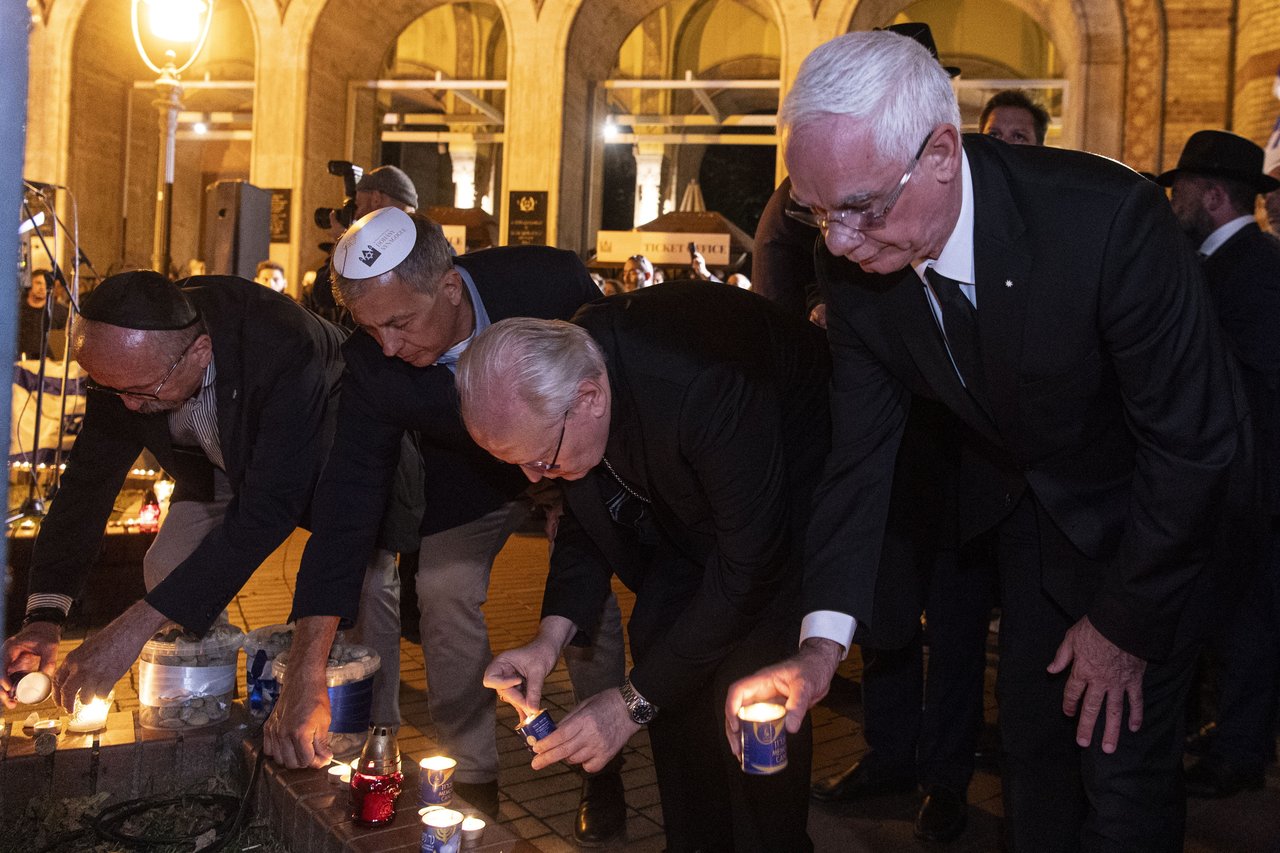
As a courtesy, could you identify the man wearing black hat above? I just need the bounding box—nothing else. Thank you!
[0,271,345,712]
[1157,130,1280,799]
[265,209,628,842]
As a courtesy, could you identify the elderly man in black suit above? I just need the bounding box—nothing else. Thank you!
[1157,130,1280,799]
[264,209,626,841]
[1,271,345,711]
[456,283,830,853]
[727,31,1246,852]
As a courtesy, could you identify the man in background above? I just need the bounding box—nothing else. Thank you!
[979,89,1050,147]
[1157,130,1280,800]
[254,260,287,294]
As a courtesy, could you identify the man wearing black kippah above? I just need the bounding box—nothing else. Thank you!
[0,270,346,712]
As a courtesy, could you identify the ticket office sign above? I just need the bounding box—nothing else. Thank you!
[595,231,731,265]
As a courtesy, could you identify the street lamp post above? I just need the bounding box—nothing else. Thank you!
[131,0,213,277]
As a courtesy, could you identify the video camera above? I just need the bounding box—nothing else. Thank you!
[313,160,364,230]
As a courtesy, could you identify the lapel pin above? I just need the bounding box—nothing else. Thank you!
[1004,279,1013,288]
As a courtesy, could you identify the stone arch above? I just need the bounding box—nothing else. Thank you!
[556,0,797,248]
[34,0,261,272]
[292,0,514,270]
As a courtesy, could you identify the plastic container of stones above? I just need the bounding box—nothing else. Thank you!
[273,640,380,757]
[138,623,244,730]
[243,623,293,719]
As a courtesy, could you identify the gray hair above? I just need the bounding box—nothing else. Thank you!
[779,30,961,164]
[456,318,606,435]
[333,212,455,306]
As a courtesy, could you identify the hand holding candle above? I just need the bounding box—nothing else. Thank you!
[484,616,576,716]
[0,621,60,710]
[723,638,842,759]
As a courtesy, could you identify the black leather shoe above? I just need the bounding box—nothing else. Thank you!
[914,784,967,843]
[1185,756,1264,799]
[811,759,916,802]
[453,779,499,820]
[575,769,626,847]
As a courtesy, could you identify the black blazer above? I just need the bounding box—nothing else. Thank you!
[807,135,1245,662]
[1203,222,1280,515]
[29,276,346,633]
[544,282,832,710]
[290,245,600,624]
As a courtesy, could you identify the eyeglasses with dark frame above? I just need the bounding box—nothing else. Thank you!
[784,129,935,234]
[522,409,570,474]
[85,336,199,401]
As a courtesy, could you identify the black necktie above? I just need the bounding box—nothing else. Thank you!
[925,267,985,398]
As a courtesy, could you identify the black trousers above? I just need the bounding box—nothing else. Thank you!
[861,546,994,791]
[639,610,814,853]
[1208,525,1280,770]
[996,493,1198,853]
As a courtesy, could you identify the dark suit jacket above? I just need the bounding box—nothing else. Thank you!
[1203,222,1280,515]
[753,177,824,317]
[544,282,832,710]
[29,276,346,633]
[808,135,1244,662]
[290,245,600,624]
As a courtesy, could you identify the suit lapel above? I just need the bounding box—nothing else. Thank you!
[968,143,1031,440]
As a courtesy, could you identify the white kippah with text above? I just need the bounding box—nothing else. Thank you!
[333,207,416,279]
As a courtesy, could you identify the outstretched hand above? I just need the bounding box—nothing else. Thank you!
[1,621,61,709]
[723,638,842,758]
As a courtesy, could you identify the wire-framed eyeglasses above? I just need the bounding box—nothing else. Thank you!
[784,129,935,234]
[522,409,570,474]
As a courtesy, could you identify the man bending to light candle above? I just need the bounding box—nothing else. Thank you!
[456,283,830,852]
[1,271,345,712]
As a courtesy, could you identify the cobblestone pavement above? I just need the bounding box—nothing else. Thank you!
[7,529,1279,851]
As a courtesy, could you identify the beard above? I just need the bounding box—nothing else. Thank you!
[1177,203,1216,245]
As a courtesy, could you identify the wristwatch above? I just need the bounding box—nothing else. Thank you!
[619,676,658,725]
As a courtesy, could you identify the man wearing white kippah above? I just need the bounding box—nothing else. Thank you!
[265,209,628,842]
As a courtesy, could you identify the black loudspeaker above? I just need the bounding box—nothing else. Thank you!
[202,180,271,279]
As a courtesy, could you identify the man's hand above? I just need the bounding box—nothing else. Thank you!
[724,637,842,758]
[263,616,337,769]
[1,621,61,709]
[1047,615,1146,754]
[528,688,640,774]
[484,616,576,717]
[808,303,828,329]
[56,600,168,712]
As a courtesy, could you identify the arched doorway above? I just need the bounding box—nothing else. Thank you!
[67,0,255,276]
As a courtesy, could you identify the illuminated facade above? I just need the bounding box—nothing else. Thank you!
[21,0,1280,288]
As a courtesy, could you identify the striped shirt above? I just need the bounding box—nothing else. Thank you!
[168,358,224,471]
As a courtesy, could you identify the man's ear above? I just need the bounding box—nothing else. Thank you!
[190,333,214,368]
[579,373,610,418]
[439,269,466,305]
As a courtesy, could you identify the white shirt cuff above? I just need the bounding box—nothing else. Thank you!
[800,610,856,658]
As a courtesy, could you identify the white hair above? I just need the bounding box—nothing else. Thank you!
[456,317,606,435]
[779,30,961,164]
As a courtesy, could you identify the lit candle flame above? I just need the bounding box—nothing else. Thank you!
[67,695,111,733]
